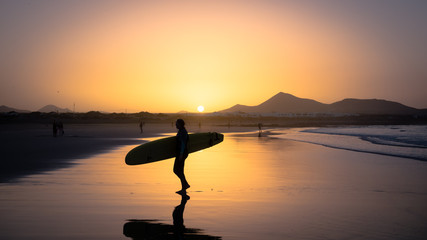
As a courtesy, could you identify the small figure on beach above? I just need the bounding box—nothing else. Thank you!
[174,119,190,193]
[53,120,58,137]
[258,123,263,137]
[139,120,145,134]
[58,121,64,136]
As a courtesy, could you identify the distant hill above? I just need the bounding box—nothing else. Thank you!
[177,110,190,114]
[220,92,426,115]
[0,105,31,113]
[38,105,72,113]
[223,93,328,114]
[328,99,420,115]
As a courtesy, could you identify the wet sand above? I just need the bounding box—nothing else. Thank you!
[1,126,427,239]
[0,123,252,182]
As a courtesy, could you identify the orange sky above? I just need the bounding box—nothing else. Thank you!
[1,1,426,112]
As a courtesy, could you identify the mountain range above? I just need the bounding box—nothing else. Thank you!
[37,105,72,113]
[220,92,427,115]
[0,105,31,113]
[2,93,426,115]
[0,105,72,113]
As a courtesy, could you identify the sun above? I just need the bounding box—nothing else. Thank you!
[197,105,205,113]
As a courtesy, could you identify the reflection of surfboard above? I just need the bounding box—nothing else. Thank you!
[125,132,224,165]
[123,219,222,239]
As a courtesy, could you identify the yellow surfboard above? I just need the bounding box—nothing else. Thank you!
[125,132,224,165]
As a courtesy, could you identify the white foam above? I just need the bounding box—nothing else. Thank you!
[272,125,427,161]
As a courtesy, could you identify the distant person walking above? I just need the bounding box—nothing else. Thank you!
[53,120,58,137]
[58,121,64,136]
[258,123,263,137]
[174,119,190,193]
[139,121,145,133]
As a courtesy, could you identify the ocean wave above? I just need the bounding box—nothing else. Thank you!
[272,125,427,161]
[303,125,427,148]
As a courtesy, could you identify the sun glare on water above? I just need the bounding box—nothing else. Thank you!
[197,105,205,113]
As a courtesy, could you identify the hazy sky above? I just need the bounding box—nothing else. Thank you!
[1,0,426,113]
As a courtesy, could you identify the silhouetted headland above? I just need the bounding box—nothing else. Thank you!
[221,92,427,115]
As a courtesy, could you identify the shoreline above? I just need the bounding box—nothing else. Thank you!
[0,123,262,183]
[1,124,426,239]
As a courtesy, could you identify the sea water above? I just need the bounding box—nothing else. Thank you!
[1,131,427,240]
[273,125,427,161]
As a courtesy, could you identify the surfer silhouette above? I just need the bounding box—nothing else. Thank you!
[174,119,190,193]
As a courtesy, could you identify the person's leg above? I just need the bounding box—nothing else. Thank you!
[174,156,190,190]
[173,157,183,178]
[181,154,190,189]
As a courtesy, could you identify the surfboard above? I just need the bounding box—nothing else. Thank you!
[125,132,224,165]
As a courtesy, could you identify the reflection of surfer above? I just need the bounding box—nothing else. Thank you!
[174,119,190,193]
[123,193,198,239]
[173,192,190,238]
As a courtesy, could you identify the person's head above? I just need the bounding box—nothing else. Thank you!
[176,119,185,129]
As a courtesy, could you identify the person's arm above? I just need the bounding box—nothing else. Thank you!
[177,132,186,159]
[180,139,186,154]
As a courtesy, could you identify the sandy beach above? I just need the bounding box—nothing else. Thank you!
[0,123,252,182]
[1,123,427,239]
